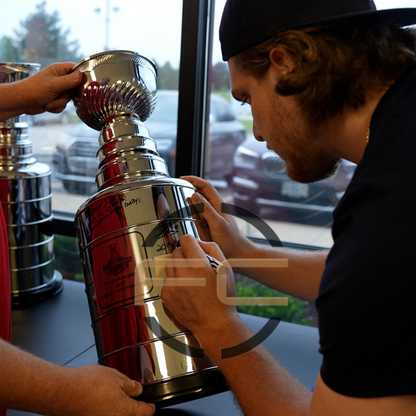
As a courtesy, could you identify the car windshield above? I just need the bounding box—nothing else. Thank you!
[147,93,178,124]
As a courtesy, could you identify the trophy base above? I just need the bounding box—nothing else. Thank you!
[139,367,229,409]
[11,271,64,309]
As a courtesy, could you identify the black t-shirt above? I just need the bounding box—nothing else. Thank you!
[316,64,416,398]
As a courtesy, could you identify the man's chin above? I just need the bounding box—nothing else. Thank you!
[286,159,341,184]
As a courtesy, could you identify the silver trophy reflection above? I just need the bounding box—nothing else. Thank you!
[72,50,228,407]
[0,62,63,306]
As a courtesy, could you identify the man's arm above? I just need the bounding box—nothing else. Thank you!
[161,236,416,416]
[182,176,326,302]
[231,241,326,302]
[201,316,416,416]
[0,62,82,120]
[0,338,155,416]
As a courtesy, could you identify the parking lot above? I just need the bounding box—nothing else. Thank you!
[28,122,333,249]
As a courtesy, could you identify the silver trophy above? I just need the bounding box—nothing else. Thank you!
[72,50,228,408]
[0,62,63,306]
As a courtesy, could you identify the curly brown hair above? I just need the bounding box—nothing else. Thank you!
[233,21,416,122]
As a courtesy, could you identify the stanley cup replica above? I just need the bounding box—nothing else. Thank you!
[0,63,63,306]
[72,50,228,407]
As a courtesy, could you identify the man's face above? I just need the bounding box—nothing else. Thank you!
[228,57,340,183]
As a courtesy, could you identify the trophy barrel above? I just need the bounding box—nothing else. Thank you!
[72,50,229,408]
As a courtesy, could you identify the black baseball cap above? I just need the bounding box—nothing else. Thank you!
[220,0,416,60]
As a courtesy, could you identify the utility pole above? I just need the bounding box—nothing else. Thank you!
[94,0,120,51]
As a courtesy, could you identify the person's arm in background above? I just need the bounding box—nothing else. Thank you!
[182,176,326,302]
[0,338,155,416]
[0,62,81,120]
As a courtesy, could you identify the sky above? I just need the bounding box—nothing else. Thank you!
[1,0,415,68]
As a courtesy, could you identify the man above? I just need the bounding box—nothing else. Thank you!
[0,62,155,416]
[160,0,416,414]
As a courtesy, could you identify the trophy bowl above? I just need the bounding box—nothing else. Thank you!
[71,50,158,131]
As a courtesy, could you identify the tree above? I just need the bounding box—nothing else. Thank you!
[12,1,83,66]
[154,60,179,90]
[0,36,19,62]
[211,61,231,92]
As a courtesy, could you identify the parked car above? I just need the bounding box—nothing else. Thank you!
[27,101,76,126]
[53,90,246,195]
[231,135,356,226]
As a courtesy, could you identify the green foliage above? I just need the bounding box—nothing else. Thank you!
[240,118,253,131]
[212,61,230,92]
[0,36,18,61]
[155,60,179,90]
[236,277,312,326]
[52,235,84,282]
[0,1,83,65]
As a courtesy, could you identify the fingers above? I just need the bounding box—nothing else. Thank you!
[121,377,156,416]
[181,176,225,211]
[198,240,227,263]
[190,191,226,227]
[172,235,225,264]
[47,62,77,76]
[44,96,71,113]
[170,235,205,263]
[134,401,156,416]
[43,69,82,112]
[186,196,211,241]
[182,175,232,227]
[49,69,83,96]
[121,377,143,397]
[62,70,83,89]
[26,62,83,114]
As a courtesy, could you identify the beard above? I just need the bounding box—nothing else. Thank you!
[283,139,341,184]
[266,92,341,184]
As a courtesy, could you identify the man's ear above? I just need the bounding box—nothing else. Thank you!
[269,47,295,74]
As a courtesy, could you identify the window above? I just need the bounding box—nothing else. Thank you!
[0,0,184,280]
[1,0,183,207]
[205,0,415,249]
[1,0,414,283]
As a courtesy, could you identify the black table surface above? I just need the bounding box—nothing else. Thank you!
[9,279,322,416]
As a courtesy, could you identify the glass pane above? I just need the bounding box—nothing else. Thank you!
[0,0,183,217]
[1,1,183,282]
[207,0,412,248]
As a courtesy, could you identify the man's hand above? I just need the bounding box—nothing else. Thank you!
[0,338,155,416]
[0,61,83,120]
[181,176,255,260]
[21,62,83,115]
[65,364,156,416]
[161,235,238,340]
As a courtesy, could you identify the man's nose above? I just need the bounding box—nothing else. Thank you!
[253,123,265,142]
